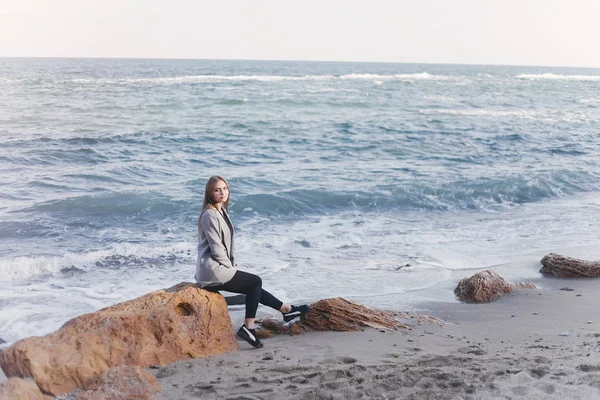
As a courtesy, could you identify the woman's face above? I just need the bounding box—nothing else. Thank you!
[212,180,229,204]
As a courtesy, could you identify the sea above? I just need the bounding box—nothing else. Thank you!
[1,58,600,346]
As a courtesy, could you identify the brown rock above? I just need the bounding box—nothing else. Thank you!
[540,253,600,277]
[0,377,52,400]
[0,283,238,397]
[75,366,160,400]
[454,270,535,303]
[257,297,440,337]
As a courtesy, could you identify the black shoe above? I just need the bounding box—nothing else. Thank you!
[237,324,263,348]
[282,305,310,322]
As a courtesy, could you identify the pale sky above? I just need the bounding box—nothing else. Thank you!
[1,0,599,67]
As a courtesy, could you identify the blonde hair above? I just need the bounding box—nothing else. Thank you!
[198,175,230,233]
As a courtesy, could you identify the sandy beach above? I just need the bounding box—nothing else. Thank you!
[148,276,600,400]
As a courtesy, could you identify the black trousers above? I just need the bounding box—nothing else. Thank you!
[205,270,283,319]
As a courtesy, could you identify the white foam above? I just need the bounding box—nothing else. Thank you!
[72,75,334,84]
[580,98,600,104]
[303,88,361,93]
[339,72,454,81]
[421,109,539,118]
[422,95,458,103]
[0,241,195,281]
[554,110,592,123]
[516,73,600,82]
[68,73,460,86]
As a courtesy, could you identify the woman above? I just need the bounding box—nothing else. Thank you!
[196,175,309,348]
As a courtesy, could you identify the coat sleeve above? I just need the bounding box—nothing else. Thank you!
[201,211,234,269]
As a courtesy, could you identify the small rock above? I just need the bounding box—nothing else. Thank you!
[257,297,413,337]
[533,312,538,315]
[559,332,570,337]
[587,321,593,324]
[407,339,413,342]
[576,294,583,297]
[454,270,535,303]
[560,287,574,291]
[540,253,600,277]
[262,355,273,361]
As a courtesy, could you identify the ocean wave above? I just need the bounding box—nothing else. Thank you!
[19,192,188,221]
[421,109,539,118]
[422,95,458,103]
[231,171,598,215]
[233,191,380,215]
[0,131,152,149]
[217,98,249,105]
[0,220,60,240]
[339,72,454,81]
[516,73,600,81]
[15,171,587,223]
[0,242,194,281]
[71,75,333,84]
[66,72,460,85]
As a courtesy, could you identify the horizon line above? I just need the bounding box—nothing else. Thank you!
[0,55,598,70]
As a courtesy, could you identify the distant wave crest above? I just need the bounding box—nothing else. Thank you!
[421,109,540,118]
[516,73,600,81]
[67,72,458,85]
[339,72,453,81]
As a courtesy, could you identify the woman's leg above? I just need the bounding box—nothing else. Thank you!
[207,271,310,348]
[215,270,287,327]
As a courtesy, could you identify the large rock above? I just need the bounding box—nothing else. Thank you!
[0,378,51,400]
[0,283,238,397]
[75,366,160,400]
[540,253,600,277]
[257,297,440,337]
[454,270,535,303]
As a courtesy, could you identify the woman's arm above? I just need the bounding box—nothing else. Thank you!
[201,211,234,268]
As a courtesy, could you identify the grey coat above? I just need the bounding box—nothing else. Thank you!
[195,207,237,287]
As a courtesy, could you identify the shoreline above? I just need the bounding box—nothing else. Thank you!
[3,272,600,398]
